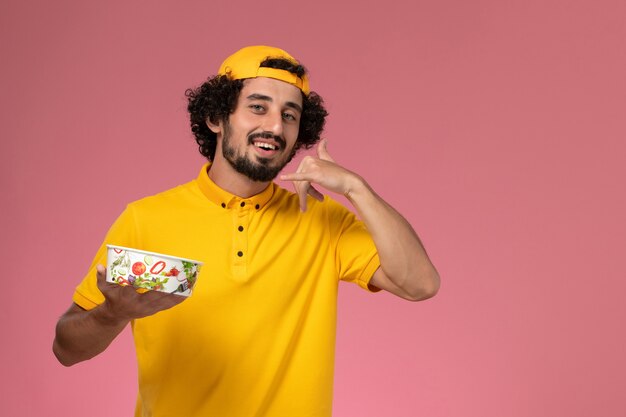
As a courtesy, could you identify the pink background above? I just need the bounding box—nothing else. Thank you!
[2,0,625,416]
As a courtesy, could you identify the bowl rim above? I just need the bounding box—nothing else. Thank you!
[106,245,203,266]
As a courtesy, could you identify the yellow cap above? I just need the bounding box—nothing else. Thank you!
[218,45,310,95]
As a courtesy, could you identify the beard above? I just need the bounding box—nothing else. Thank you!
[222,123,296,182]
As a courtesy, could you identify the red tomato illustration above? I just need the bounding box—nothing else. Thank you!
[132,262,146,275]
[166,267,180,277]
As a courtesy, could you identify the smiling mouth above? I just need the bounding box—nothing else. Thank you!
[248,132,286,153]
[253,141,279,151]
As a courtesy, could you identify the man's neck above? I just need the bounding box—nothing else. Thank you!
[208,157,270,198]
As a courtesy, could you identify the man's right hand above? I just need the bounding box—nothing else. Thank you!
[95,264,186,324]
[53,265,186,366]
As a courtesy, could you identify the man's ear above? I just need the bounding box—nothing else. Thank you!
[206,117,222,134]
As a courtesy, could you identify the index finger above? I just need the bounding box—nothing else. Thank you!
[280,172,313,182]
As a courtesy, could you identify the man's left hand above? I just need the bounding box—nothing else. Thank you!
[281,139,363,211]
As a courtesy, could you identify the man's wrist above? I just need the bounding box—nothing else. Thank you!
[92,302,129,328]
[345,174,370,202]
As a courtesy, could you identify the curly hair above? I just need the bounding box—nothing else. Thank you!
[185,58,328,161]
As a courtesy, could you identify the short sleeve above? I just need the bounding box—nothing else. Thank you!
[72,205,139,310]
[327,198,381,292]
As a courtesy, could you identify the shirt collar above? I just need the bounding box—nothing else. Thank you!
[196,163,275,210]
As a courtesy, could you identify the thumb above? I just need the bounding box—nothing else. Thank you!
[316,139,335,162]
[96,264,106,281]
[96,264,108,289]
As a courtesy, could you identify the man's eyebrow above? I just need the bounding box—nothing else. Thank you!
[247,93,272,102]
[285,101,303,113]
[246,93,302,113]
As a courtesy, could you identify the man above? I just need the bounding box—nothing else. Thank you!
[53,45,440,417]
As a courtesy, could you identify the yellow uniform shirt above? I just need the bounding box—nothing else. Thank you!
[74,164,380,417]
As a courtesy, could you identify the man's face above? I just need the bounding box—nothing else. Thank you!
[218,77,303,182]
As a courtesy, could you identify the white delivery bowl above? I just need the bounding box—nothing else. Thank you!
[106,245,203,297]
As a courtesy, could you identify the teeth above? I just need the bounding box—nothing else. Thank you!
[254,142,277,150]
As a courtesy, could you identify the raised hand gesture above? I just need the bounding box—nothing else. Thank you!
[281,139,364,211]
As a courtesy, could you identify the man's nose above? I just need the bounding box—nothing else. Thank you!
[261,110,284,137]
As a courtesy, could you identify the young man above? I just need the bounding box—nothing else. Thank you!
[53,45,439,417]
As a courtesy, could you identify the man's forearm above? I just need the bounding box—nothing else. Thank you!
[346,178,440,300]
[53,303,129,367]
[279,140,439,300]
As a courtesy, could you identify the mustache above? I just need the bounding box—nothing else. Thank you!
[247,132,286,149]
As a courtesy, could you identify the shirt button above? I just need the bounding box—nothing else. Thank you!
[237,251,243,257]
[255,204,260,209]
[221,203,226,208]
[238,226,244,232]
[240,202,246,207]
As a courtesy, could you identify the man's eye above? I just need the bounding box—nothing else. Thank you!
[250,105,265,112]
[282,113,296,121]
